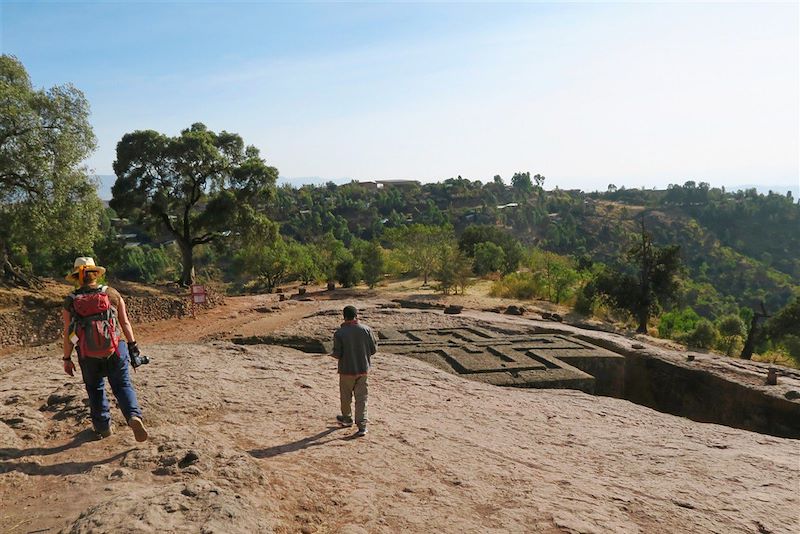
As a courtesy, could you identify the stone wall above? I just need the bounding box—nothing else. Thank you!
[0,287,223,348]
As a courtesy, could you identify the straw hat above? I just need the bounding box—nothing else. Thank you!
[66,257,106,282]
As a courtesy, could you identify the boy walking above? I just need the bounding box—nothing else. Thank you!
[331,306,377,437]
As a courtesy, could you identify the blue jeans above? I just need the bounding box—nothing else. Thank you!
[78,340,143,431]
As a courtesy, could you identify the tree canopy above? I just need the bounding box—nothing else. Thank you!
[0,54,102,285]
[111,123,278,285]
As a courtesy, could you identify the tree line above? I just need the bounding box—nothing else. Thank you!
[2,54,798,364]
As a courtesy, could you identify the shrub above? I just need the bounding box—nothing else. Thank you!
[335,259,362,288]
[490,272,540,299]
[658,307,700,339]
[681,318,718,349]
[473,242,505,276]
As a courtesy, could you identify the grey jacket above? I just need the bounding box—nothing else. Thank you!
[333,321,377,375]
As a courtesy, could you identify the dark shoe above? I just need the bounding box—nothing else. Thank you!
[356,427,368,437]
[95,426,113,438]
[128,416,148,442]
[336,415,353,427]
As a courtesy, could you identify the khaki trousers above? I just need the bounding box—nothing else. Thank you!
[339,374,368,426]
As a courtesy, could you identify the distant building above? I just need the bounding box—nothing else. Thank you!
[375,180,421,189]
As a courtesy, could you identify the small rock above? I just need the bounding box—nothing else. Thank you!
[164,501,180,513]
[107,468,131,481]
[784,390,800,400]
[504,305,524,316]
[402,487,415,493]
[443,305,463,315]
[279,294,287,302]
[153,467,176,476]
[550,313,562,322]
[632,343,645,349]
[183,466,202,476]
[179,450,200,468]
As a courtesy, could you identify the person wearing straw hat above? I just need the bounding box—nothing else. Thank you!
[62,257,148,442]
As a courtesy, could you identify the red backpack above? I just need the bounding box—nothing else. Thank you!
[68,286,120,358]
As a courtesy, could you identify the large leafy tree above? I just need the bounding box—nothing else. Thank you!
[458,224,523,274]
[593,220,683,333]
[111,123,278,285]
[387,224,453,286]
[0,55,102,284]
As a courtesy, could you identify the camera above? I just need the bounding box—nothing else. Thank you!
[127,341,150,368]
[130,352,150,368]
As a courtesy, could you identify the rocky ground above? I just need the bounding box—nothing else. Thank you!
[1,287,799,533]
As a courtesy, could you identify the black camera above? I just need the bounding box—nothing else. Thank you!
[130,352,150,368]
[127,341,150,368]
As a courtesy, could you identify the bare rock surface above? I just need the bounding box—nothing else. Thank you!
[1,332,798,533]
[1,292,799,533]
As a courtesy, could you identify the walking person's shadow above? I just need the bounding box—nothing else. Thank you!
[248,426,357,459]
[0,429,134,476]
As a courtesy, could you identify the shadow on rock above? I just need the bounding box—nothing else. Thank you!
[248,426,342,459]
[0,428,97,460]
[0,448,134,476]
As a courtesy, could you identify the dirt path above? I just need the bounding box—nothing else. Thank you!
[133,294,323,345]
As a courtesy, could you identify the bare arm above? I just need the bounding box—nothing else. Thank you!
[116,296,136,343]
[62,309,73,359]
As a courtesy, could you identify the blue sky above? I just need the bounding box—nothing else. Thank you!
[2,1,798,194]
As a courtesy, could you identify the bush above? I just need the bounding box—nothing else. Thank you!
[681,318,718,349]
[573,283,595,316]
[473,242,505,276]
[490,272,540,299]
[335,259,362,288]
[658,307,700,339]
[113,245,176,283]
[716,313,746,356]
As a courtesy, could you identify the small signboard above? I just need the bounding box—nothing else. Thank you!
[191,284,207,305]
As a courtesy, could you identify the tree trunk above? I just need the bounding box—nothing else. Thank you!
[178,241,195,287]
[636,309,649,334]
[740,316,759,360]
[741,303,769,360]
[0,241,41,288]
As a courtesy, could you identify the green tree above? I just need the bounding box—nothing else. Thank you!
[657,307,701,339]
[511,171,533,196]
[236,238,290,293]
[473,241,505,275]
[335,258,362,288]
[593,221,682,332]
[764,297,800,364]
[530,249,580,304]
[435,244,473,295]
[0,55,102,284]
[682,318,718,350]
[387,224,453,285]
[111,123,278,286]
[458,225,523,274]
[360,241,384,288]
[316,233,349,285]
[287,242,320,284]
[716,314,746,356]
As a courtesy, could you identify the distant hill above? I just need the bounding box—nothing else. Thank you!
[93,174,356,200]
